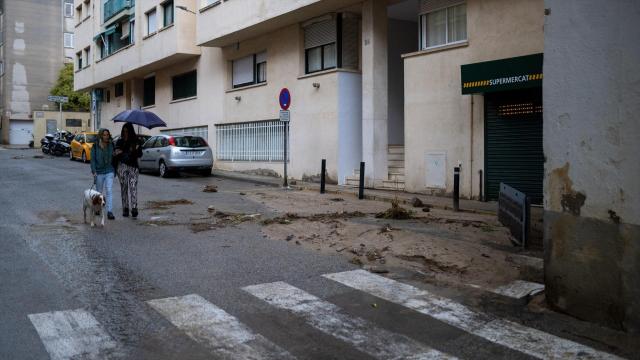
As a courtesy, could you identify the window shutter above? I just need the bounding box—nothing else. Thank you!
[341,14,359,70]
[420,0,463,14]
[255,51,266,64]
[304,19,336,49]
[232,55,254,87]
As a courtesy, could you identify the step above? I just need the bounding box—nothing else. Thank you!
[380,180,405,191]
[387,159,404,168]
[388,166,405,174]
[345,178,360,186]
[388,174,405,182]
[387,153,404,161]
[388,145,405,154]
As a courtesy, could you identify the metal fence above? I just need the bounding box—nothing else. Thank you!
[215,120,286,162]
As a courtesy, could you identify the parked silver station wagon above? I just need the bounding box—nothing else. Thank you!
[139,135,213,178]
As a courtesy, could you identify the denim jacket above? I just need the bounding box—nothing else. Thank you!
[90,142,115,174]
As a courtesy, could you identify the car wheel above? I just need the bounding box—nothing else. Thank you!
[159,161,169,178]
[200,168,212,177]
[81,151,87,163]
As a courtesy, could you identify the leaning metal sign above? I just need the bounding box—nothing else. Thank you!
[498,182,530,247]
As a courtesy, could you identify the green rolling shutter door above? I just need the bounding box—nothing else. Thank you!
[485,88,543,204]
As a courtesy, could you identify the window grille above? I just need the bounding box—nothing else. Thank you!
[161,126,208,139]
[215,120,287,162]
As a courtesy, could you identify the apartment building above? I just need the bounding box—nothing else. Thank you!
[75,0,543,201]
[0,0,78,144]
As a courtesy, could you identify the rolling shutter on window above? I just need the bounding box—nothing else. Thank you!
[255,51,266,64]
[232,55,254,87]
[420,0,462,14]
[304,19,336,49]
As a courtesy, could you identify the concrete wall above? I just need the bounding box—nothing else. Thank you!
[1,0,67,143]
[33,110,91,142]
[216,23,360,183]
[387,19,416,146]
[403,0,543,197]
[543,0,640,332]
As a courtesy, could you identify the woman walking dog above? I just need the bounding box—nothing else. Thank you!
[114,122,143,218]
[90,128,115,220]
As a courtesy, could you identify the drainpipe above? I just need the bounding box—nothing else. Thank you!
[469,95,474,200]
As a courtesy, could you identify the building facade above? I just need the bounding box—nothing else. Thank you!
[0,0,78,145]
[76,0,544,201]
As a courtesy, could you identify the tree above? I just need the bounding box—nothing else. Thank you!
[50,63,91,112]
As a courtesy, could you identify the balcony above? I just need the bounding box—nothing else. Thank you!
[197,0,361,47]
[104,0,135,23]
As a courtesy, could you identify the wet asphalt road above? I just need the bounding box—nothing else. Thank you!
[1,148,633,360]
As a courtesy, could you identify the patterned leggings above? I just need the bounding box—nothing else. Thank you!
[118,163,139,209]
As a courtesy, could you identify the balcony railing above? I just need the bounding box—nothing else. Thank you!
[103,0,134,23]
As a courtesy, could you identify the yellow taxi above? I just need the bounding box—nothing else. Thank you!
[69,132,98,163]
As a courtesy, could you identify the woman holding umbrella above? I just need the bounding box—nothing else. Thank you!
[114,122,143,218]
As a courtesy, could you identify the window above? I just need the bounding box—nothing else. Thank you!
[172,70,197,100]
[0,61,4,76]
[64,33,74,48]
[115,82,124,97]
[232,51,267,88]
[84,46,90,67]
[106,90,111,103]
[147,9,157,34]
[64,0,74,18]
[163,1,174,27]
[303,13,359,74]
[66,119,82,127]
[143,76,155,106]
[76,5,83,22]
[161,126,208,140]
[201,0,221,8]
[420,3,466,49]
[215,121,286,161]
[129,20,135,44]
[76,52,83,69]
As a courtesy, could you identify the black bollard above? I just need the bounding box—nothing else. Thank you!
[320,159,326,194]
[453,167,460,211]
[358,162,365,200]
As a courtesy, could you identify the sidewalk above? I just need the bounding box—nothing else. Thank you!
[212,169,497,215]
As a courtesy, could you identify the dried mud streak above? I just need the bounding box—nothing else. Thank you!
[144,199,194,210]
[261,211,367,225]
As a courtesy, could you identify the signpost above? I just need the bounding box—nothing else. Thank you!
[48,95,69,132]
[279,88,291,188]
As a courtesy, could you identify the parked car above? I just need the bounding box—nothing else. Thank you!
[139,135,213,178]
[112,134,151,147]
[69,132,98,163]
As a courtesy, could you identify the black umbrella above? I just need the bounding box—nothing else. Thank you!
[112,109,167,129]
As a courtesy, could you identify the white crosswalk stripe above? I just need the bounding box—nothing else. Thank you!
[147,294,296,360]
[324,269,623,360]
[243,281,456,360]
[28,309,119,360]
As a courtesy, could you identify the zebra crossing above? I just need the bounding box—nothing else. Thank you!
[28,270,624,360]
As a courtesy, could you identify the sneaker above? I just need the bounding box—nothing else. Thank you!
[122,208,129,217]
[131,208,138,218]
[107,212,115,220]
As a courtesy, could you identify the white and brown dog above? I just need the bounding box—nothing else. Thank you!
[83,189,106,227]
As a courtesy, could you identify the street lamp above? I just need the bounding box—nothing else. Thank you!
[176,5,196,14]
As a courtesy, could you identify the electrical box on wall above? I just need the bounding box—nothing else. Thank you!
[425,152,446,189]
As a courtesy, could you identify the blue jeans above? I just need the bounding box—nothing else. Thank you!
[95,172,114,213]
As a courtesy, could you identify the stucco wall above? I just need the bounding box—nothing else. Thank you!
[216,24,352,183]
[543,0,640,332]
[33,111,92,142]
[403,0,543,197]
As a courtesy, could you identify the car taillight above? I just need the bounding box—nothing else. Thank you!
[168,136,175,146]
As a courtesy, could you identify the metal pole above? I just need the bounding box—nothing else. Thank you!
[283,122,288,187]
[478,170,484,202]
[453,167,460,211]
[320,159,326,194]
[358,162,365,200]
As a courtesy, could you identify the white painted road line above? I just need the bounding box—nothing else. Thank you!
[28,309,119,360]
[492,280,545,299]
[147,294,295,360]
[324,270,623,360]
[243,281,456,360]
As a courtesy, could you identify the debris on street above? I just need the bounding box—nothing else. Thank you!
[375,198,413,219]
[203,185,218,192]
[145,199,193,210]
